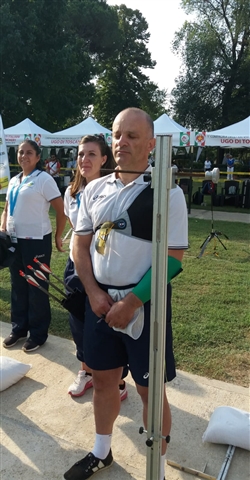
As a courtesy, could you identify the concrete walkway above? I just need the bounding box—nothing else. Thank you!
[1,321,249,480]
[188,209,249,223]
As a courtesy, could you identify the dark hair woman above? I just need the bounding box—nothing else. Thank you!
[1,139,66,352]
[64,135,127,400]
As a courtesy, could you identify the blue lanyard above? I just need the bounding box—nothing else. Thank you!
[76,192,81,209]
[9,170,37,216]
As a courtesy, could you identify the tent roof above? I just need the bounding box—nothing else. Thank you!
[4,118,51,135]
[207,116,250,137]
[53,117,111,136]
[154,113,187,135]
[205,116,250,147]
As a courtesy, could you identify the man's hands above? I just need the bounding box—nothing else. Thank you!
[88,289,143,329]
[105,292,143,330]
[88,287,114,318]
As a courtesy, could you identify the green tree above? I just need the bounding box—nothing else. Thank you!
[171,0,250,130]
[93,4,167,127]
[0,0,120,130]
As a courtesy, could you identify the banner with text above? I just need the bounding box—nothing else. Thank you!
[5,133,43,146]
[205,135,250,147]
[0,115,10,194]
[42,132,112,147]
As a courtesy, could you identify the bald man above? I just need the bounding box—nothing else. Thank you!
[64,108,188,480]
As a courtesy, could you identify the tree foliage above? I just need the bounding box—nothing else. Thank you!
[0,0,120,130]
[92,4,167,127]
[171,0,250,130]
[1,0,167,131]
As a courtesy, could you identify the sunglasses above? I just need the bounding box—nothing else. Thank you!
[94,134,106,143]
[95,221,114,255]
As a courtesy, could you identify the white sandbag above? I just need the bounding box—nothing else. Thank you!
[0,356,32,391]
[202,406,250,451]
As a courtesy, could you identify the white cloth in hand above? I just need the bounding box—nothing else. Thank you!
[108,288,144,340]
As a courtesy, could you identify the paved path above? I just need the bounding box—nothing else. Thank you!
[1,322,249,480]
[188,209,249,223]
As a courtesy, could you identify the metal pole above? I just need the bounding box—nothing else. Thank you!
[146,135,172,480]
[217,445,235,480]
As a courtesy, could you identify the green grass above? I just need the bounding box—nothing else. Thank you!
[173,218,249,387]
[0,195,249,387]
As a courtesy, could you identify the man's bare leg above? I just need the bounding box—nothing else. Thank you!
[136,383,171,455]
[63,367,124,479]
[93,367,123,434]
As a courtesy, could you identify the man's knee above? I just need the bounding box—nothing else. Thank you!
[136,383,169,404]
[92,368,122,391]
[136,383,149,404]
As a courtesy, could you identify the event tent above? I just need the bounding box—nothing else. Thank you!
[44,117,112,147]
[205,116,250,147]
[4,118,52,146]
[154,113,190,146]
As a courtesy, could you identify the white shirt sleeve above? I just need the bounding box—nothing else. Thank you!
[168,186,188,249]
[40,172,61,201]
[75,189,93,235]
[64,186,71,217]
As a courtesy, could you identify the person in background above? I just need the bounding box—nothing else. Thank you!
[64,135,128,400]
[1,139,66,352]
[66,151,77,180]
[227,154,235,180]
[171,159,179,184]
[46,153,61,189]
[204,158,212,171]
[222,152,230,165]
[63,108,188,480]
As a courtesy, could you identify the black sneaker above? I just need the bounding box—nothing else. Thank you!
[64,450,113,480]
[22,338,40,352]
[3,333,27,348]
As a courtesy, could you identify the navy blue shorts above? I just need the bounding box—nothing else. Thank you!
[83,284,176,387]
[63,258,129,379]
[64,257,85,362]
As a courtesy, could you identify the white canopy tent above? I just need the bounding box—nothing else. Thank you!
[4,118,51,146]
[44,117,112,147]
[153,113,191,146]
[205,116,250,147]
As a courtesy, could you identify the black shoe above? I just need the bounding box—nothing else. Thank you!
[22,338,40,352]
[64,450,113,480]
[3,333,27,348]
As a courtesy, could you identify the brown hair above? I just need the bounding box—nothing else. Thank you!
[70,135,116,198]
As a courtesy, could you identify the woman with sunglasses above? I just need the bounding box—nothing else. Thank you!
[64,135,128,400]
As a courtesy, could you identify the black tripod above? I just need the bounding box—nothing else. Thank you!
[198,187,229,258]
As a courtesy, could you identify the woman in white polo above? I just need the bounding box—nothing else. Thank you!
[1,139,66,352]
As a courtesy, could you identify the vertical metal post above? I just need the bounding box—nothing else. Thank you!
[146,135,172,480]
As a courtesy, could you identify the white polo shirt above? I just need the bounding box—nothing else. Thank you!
[64,185,84,259]
[6,170,61,239]
[75,171,188,286]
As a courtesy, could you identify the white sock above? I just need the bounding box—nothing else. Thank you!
[92,433,112,460]
[160,453,166,480]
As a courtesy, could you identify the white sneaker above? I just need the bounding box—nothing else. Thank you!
[68,370,93,397]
